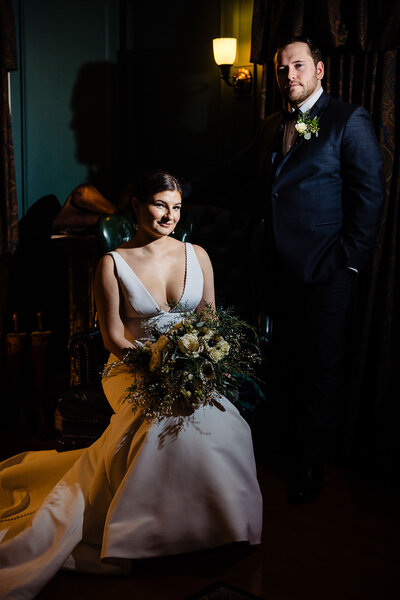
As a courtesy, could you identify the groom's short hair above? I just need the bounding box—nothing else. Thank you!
[274,36,323,67]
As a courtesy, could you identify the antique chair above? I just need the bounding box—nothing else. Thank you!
[55,204,269,451]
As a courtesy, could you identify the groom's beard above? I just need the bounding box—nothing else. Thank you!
[281,75,320,107]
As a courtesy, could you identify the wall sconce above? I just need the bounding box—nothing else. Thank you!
[213,37,252,95]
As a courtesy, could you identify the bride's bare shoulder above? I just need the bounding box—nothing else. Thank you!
[191,244,212,267]
[95,252,117,276]
[94,253,119,295]
[97,252,115,266]
[191,243,210,258]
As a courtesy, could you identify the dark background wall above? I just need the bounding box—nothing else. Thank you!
[11,0,258,215]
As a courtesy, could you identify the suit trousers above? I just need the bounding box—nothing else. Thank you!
[267,267,357,466]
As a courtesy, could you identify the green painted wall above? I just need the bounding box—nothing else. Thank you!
[11,0,119,217]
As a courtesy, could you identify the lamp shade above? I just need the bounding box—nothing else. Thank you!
[213,38,237,66]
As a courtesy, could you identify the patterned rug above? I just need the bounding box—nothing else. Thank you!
[183,581,263,600]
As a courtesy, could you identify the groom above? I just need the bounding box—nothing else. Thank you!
[191,36,385,503]
[263,37,384,504]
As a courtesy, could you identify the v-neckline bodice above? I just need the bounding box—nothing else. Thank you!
[113,243,188,314]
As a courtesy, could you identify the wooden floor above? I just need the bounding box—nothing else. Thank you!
[1,432,399,600]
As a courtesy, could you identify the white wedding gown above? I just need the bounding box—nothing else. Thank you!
[0,243,262,600]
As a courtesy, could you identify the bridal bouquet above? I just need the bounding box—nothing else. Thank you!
[104,305,261,422]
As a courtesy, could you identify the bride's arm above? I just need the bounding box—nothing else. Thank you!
[94,254,135,359]
[192,245,216,313]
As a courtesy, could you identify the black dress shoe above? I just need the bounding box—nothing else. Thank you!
[287,465,324,505]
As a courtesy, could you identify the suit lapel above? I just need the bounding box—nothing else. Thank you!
[274,91,331,178]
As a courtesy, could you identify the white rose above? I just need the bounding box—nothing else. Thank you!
[178,333,201,356]
[208,341,229,363]
[216,340,230,357]
[208,347,225,362]
[295,122,307,134]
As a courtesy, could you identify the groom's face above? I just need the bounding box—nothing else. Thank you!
[275,42,324,107]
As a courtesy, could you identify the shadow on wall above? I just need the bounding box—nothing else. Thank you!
[69,61,121,202]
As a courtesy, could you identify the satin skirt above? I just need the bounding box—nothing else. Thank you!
[0,357,262,599]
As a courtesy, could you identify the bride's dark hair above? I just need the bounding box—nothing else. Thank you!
[131,170,182,204]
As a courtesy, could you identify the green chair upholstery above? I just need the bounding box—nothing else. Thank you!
[96,213,136,254]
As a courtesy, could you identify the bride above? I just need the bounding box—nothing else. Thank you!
[0,170,262,599]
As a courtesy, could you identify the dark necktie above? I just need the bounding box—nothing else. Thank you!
[282,108,299,123]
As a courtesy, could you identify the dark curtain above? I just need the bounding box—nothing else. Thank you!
[251,0,400,474]
[0,0,18,370]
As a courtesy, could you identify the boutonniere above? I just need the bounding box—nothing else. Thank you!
[295,112,320,140]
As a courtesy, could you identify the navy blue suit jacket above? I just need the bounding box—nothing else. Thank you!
[254,91,385,282]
